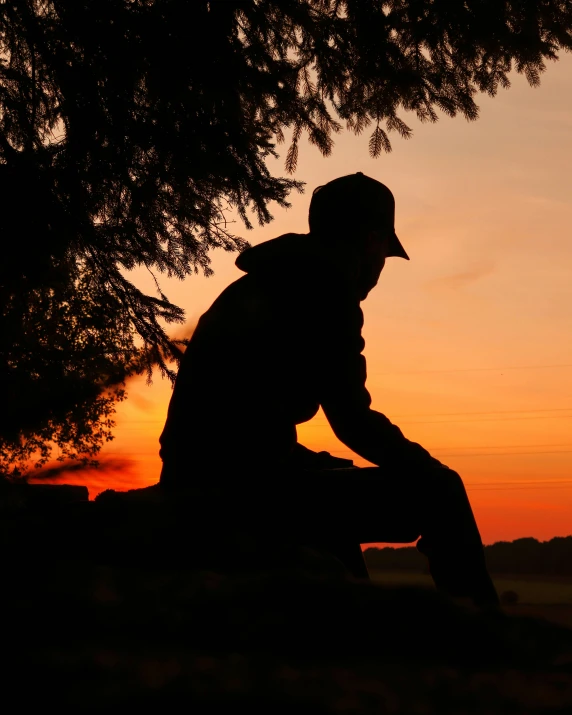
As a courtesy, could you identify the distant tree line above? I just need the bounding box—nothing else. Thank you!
[364,537,572,576]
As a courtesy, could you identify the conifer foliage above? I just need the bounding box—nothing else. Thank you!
[2,1,571,476]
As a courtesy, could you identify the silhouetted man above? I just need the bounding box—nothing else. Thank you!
[159,172,499,608]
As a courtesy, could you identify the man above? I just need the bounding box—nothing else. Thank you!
[159,172,499,607]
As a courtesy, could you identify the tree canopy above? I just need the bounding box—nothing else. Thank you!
[2,0,571,476]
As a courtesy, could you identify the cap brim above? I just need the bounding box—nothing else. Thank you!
[388,232,409,260]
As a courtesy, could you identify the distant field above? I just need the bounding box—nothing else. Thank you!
[369,570,572,628]
[369,570,572,607]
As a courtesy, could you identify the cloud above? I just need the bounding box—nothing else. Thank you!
[426,261,495,293]
[28,457,134,482]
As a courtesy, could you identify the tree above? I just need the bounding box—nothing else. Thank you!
[0,256,139,477]
[2,0,571,476]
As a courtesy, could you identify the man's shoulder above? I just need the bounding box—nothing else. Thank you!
[234,233,311,275]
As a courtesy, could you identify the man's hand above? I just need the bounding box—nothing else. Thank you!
[288,442,355,470]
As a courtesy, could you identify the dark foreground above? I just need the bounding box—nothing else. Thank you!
[3,487,572,712]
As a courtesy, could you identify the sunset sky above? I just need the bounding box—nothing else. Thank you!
[53,54,572,545]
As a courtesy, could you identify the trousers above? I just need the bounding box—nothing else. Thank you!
[160,462,499,607]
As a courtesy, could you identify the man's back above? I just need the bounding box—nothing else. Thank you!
[160,229,440,489]
[159,232,360,482]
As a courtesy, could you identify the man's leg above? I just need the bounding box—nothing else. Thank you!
[412,468,499,607]
[294,466,499,607]
[320,540,371,580]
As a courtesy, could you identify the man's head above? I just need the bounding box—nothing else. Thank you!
[308,172,409,299]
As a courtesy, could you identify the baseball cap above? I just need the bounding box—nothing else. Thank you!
[308,172,409,260]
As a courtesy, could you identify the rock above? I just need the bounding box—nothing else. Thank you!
[0,482,88,512]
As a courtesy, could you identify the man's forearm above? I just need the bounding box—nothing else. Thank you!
[328,408,443,470]
[288,442,355,469]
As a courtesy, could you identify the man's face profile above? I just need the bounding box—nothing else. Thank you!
[356,228,393,300]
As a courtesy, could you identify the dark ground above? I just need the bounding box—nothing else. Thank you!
[3,488,572,713]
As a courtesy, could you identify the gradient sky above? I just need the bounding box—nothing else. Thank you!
[54,54,572,545]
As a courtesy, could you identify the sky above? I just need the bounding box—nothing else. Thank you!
[40,53,572,545]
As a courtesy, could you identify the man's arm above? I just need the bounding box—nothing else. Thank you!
[316,293,443,471]
[288,441,355,469]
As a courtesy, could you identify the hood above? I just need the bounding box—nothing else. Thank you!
[235,233,322,275]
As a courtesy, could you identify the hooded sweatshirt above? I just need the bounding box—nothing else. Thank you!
[159,233,440,486]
